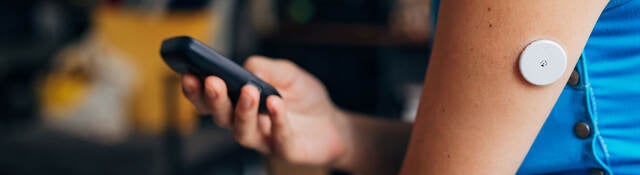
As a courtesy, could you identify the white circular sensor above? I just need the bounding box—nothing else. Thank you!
[519,40,567,86]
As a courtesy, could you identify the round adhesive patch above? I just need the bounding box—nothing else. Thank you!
[519,40,567,86]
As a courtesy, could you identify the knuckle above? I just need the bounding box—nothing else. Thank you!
[213,116,230,128]
[212,98,230,110]
[277,59,302,74]
[184,92,198,101]
[182,85,196,97]
[273,128,289,141]
[276,59,296,68]
[234,132,253,147]
[203,87,215,99]
[195,107,209,114]
[244,55,263,67]
[281,150,302,164]
[184,93,204,106]
[204,99,218,111]
[205,92,224,107]
[234,112,250,123]
[212,101,233,116]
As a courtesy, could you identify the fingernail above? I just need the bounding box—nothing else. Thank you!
[206,87,217,99]
[267,97,279,114]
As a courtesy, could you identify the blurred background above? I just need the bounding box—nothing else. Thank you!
[0,0,432,174]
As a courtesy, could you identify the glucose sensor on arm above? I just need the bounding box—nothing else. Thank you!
[519,40,567,86]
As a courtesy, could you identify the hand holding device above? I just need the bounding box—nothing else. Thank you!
[178,52,348,167]
[160,36,281,113]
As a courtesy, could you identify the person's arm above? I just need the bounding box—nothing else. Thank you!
[181,56,412,175]
[333,110,412,175]
[400,0,608,174]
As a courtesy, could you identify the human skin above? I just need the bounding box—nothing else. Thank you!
[182,56,411,175]
[181,0,609,174]
[400,0,608,174]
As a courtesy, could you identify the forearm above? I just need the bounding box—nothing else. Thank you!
[333,109,412,175]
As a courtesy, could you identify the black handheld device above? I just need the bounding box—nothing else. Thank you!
[160,36,281,113]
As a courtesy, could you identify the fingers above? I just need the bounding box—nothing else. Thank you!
[182,74,209,115]
[244,55,300,88]
[266,96,290,133]
[186,74,276,154]
[266,95,294,157]
[233,85,270,153]
[203,76,234,128]
[258,114,272,137]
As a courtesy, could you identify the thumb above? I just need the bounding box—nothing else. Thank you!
[243,55,300,88]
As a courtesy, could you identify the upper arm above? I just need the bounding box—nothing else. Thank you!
[400,0,608,174]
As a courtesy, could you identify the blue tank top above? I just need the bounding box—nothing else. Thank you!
[430,1,640,174]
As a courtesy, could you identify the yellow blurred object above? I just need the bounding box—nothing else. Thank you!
[86,4,329,174]
[39,63,91,118]
[38,34,137,143]
[93,6,217,135]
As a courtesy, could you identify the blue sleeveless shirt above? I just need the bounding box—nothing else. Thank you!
[431,1,640,174]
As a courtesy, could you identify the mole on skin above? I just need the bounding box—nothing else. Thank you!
[488,7,493,28]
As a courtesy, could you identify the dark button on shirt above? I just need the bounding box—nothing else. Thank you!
[568,69,580,86]
[574,122,591,139]
[590,168,606,175]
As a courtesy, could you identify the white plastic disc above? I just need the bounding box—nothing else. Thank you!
[519,40,567,86]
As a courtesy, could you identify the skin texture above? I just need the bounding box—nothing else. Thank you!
[181,0,608,174]
[399,0,608,174]
[182,56,411,174]
[182,56,345,165]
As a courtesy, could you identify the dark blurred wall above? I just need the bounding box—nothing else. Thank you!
[0,0,94,129]
[253,0,429,118]
[277,0,392,24]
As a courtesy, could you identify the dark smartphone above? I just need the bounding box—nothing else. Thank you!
[160,36,281,113]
